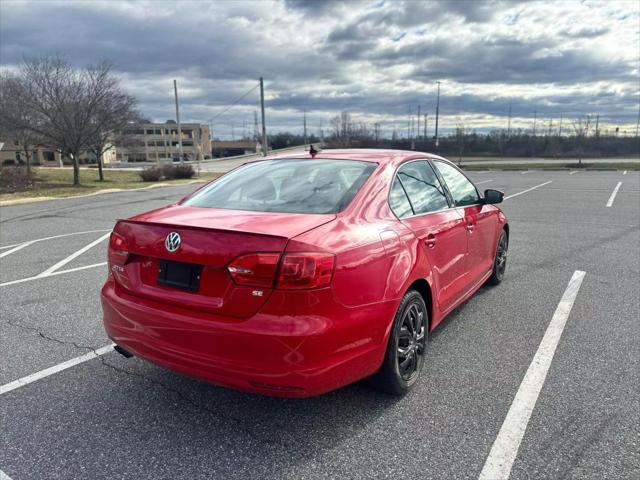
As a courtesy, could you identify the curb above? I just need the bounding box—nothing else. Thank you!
[0,180,206,207]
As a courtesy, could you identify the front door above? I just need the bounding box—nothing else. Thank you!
[432,160,497,287]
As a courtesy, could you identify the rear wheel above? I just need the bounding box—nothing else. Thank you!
[373,290,428,395]
[487,230,508,285]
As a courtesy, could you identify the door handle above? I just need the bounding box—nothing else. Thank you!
[425,234,436,248]
[466,222,474,232]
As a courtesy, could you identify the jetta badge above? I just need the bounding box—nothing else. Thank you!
[165,232,181,253]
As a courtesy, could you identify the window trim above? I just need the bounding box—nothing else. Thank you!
[387,158,454,220]
[430,159,482,208]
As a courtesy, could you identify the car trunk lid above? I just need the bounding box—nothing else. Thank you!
[110,205,335,318]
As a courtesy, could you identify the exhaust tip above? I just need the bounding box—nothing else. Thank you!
[113,345,134,358]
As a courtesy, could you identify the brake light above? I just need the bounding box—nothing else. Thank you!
[227,253,280,287]
[108,231,129,265]
[277,253,335,290]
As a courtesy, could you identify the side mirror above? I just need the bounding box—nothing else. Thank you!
[484,189,504,204]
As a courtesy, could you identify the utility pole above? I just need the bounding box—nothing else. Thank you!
[173,79,184,163]
[507,103,512,138]
[319,119,324,145]
[424,113,427,139]
[532,110,537,137]
[303,109,308,146]
[434,81,441,147]
[259,77,267,156]
[558,114,563,136]
[417,105,421,140]
[253,111,259,141]
[595,114,600,137]
[636,103,640,137]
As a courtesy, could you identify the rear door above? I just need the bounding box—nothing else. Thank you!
[432,160,496,287]
[389,160,469,312]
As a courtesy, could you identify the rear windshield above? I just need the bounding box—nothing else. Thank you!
[182,159,377,214]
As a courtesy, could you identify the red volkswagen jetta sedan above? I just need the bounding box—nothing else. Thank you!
[101,149,508,397]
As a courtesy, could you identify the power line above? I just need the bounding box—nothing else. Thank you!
[207,83,260,125]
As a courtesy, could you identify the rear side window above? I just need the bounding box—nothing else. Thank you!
[394,161,449,216]
[182,159,377,214]
[433,161,480,207]
[389,177,413,218]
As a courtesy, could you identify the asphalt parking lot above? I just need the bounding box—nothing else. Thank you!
[1,169,639,480]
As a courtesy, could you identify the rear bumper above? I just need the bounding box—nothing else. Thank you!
[101,279,395,397]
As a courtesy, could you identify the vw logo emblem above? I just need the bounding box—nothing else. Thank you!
[165,232,181,253]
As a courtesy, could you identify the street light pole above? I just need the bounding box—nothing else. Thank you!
[303,109,308,147]
[260,77,268,157]
[434,81,441,147]
[173,79,184,163]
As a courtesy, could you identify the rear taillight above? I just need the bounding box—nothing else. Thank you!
[227,252,335,290]
[277,253,335,290]
[108,231,129,265]
[227,253,280,288]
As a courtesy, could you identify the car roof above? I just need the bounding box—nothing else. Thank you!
[269,148,451,167]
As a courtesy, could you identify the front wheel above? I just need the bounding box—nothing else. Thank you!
[372,290,428,395]
[487,230,508,285]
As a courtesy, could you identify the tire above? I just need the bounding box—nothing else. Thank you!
[487,230,508,285]
[372,290,428,395]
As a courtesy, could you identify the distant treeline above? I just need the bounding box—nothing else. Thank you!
[330,133,640,158]
[266,130,638,158]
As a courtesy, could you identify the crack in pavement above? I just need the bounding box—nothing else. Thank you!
[4,317,266,440]
[3,318,99,353]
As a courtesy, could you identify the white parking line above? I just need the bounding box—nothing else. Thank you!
[0,262,107,287]
[0,240,36,259]
[623,170,627,175]
[569,170,578,175]
[479,270,586,480]
[520,171,529,175]
[37,232,110,277]
[0,229,110,253]
[504,181,552,200]
[606,182,622,208]
[0,469,14,480]
[475,179,494,185]
[0,344,115,396]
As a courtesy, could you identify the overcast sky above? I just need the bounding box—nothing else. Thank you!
[1,0,638,139]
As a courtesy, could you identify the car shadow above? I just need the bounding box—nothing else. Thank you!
[86,355,406,478]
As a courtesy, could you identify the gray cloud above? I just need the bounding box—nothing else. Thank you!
[1,0,637,138]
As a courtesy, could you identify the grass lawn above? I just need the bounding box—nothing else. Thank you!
[461,162,640,170]
[0,167,220,203]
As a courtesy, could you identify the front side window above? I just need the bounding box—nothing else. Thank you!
[182,159,377,214]
[433,161,480,207]
[394,161,449,215]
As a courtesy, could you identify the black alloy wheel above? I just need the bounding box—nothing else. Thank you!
[488,230,508,285]
[373,290,428,395]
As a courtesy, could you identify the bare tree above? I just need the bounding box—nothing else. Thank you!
[572,115,592,166]
[0,72,45,174]
[12,56,137,185]
[455,124,469,165]
[86,91,140,181]
[329,111,353,147]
